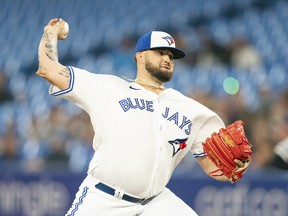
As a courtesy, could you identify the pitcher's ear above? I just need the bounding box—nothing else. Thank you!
[135,52,144,64]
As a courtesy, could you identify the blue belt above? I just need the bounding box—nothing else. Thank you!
[95,182,155,205]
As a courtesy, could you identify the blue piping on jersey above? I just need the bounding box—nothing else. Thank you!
[51,66,75,96]
[193,152,205,158]
[68,186,88,216]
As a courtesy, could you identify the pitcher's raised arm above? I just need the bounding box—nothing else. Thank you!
[36,18,70,90]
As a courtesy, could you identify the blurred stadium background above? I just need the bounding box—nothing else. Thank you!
[0,0,288,215]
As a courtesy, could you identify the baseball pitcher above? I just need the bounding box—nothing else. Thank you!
[37,18,252,216]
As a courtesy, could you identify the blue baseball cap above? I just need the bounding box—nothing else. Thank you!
[134,31,186,59]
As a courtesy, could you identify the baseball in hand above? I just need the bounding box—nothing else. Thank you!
[58,19,69,40]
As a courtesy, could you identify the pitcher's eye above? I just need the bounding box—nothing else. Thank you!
[154,50,173,60]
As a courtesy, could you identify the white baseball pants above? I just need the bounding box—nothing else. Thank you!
[65,175,198,216]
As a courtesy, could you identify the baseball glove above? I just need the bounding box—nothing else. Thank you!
[202,120,252,183]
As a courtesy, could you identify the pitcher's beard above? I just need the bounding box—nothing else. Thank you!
[145,62,173,83]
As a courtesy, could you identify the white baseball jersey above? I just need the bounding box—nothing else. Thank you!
[49,66,225,199]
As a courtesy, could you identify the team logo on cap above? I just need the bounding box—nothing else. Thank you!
[168,138,188,157]
[162,36,175,46]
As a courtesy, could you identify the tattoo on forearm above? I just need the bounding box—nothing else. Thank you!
[43,31,58,61]
[58,67,70,82]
